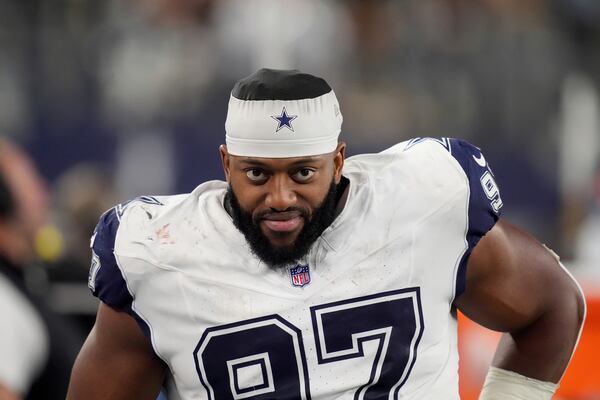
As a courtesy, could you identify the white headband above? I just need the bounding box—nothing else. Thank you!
[225,90,343,158]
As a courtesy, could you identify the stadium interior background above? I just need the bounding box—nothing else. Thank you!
[1,0,599,398]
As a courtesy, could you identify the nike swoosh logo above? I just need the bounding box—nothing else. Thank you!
[472,152,487,167]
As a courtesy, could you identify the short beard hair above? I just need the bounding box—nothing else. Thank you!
[226,181,338,270]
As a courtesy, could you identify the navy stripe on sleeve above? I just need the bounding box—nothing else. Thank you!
[448,138,502,298]
[88,208,133,311]
[89,207,133,310]
[89,206,155,350]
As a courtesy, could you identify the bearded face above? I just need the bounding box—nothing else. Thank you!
[220,145,346,270]
[226,181,338,269]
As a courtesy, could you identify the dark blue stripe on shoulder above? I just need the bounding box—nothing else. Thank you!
[89,206,158,357]
[90,207,133,310]
[447,138,503,298]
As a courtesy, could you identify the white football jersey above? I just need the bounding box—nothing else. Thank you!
[90,137,502,400]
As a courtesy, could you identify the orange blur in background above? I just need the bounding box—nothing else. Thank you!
[458,283,600,399]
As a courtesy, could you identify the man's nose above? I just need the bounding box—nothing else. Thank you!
[265,175,297,211]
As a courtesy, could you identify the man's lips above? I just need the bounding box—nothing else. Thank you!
[263,217,302,232]
[261,211,303,233]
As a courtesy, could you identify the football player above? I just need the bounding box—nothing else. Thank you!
[67,69,585,400]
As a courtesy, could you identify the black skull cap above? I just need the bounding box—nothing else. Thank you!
[231,68,332,101]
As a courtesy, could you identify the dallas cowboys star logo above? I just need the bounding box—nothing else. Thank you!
[271,107,298,132]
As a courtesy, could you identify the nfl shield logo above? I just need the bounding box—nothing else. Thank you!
[289,265,311,287]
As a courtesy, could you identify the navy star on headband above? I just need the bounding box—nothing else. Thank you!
[271,107,298,132]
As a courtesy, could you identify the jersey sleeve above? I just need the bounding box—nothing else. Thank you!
[448,138,503,298]
[88,206,134,313]
[88,202,164,359]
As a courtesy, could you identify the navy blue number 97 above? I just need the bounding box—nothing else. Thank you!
[194,288,423,400]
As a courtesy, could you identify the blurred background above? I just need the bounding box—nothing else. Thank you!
[0,0,599,398]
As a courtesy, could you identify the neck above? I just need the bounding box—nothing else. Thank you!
[334,176,350,218]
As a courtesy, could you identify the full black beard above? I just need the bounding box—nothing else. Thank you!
[227,181,338,270]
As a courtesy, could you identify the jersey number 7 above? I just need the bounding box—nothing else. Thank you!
[193,288,424,400]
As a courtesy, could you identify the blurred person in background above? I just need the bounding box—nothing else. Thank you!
[42,163,119,334]
[0,139,83,400]
[97,0,221,199]
[552,0,600,263]
[51,163,117,283]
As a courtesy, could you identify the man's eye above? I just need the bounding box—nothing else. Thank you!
[293,169,315,182]
[246,169,267,181]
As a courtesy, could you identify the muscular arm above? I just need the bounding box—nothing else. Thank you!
[455,220,586,383]
[67,303,166,400]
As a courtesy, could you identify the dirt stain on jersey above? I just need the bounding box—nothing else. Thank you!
[156,223,175,244]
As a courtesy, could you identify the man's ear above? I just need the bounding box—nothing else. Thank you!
[333,142,346,184]
[219,145,231,182]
